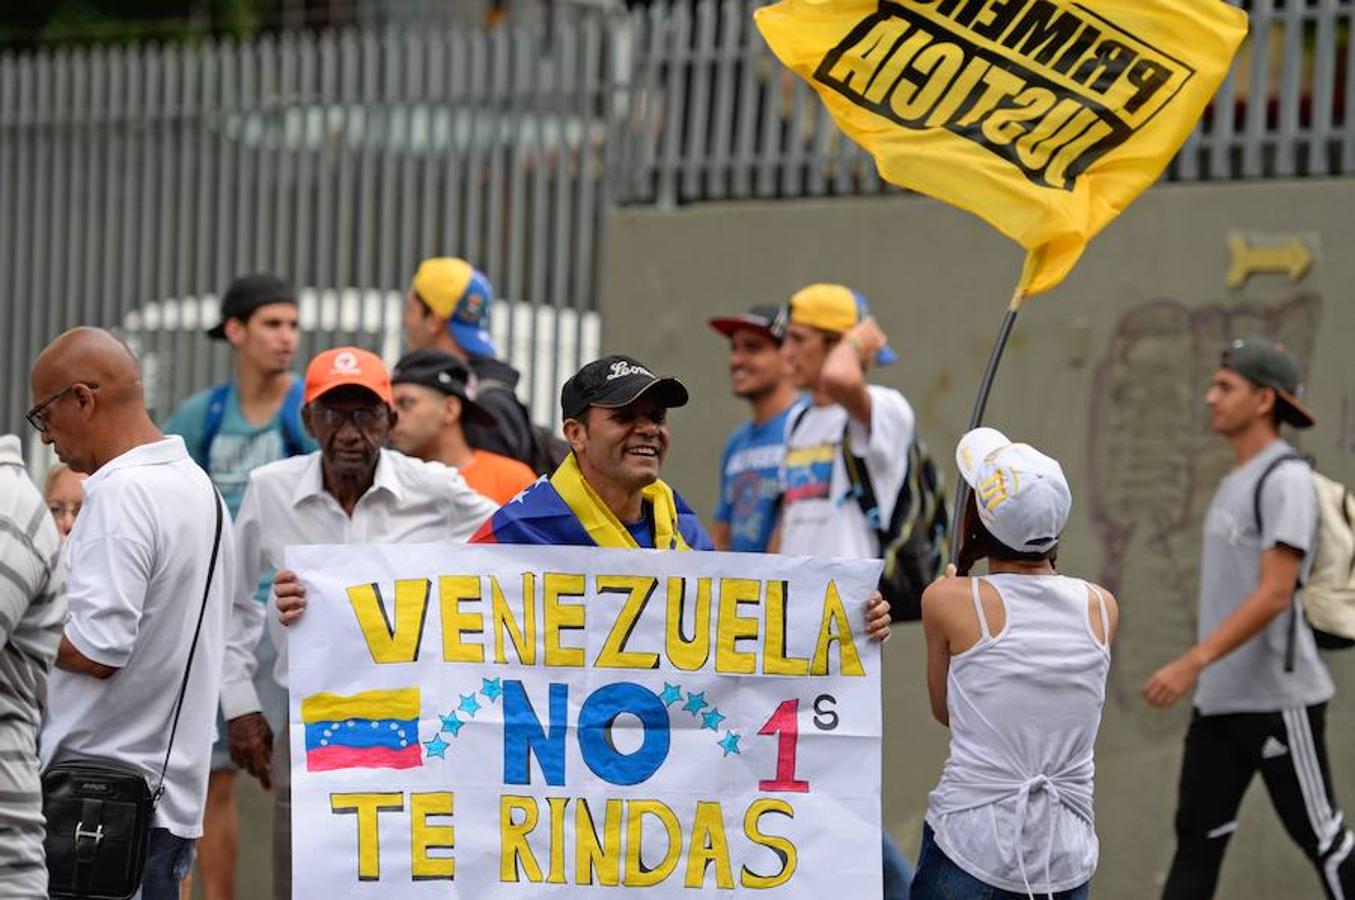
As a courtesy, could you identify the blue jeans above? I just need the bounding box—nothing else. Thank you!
[885,832,916,899]
[132,828,196,900]
[911,824,1089,900]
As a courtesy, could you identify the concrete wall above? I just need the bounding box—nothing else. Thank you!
[598,179,1355,899]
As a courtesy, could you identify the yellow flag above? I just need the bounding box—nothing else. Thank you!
[755,0,1248,296]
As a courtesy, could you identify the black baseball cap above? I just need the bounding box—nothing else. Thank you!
[390,350,496,426]
[1220,338,1316,428]
[207,274,298,340]
[560,355,689,422]
[708,304,781,342]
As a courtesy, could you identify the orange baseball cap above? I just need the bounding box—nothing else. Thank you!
[303,347,394,406]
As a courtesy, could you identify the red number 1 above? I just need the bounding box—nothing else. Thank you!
[758,699,810,793]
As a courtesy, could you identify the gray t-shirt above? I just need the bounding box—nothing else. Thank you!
[1194,439,1334,715]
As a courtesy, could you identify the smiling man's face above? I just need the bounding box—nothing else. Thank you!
[728,328,786,400]
[567,396,670,494]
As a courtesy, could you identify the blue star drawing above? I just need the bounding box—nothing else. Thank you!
[701,708,726,732]
[423,734,449,759]
[439,713,464,737]
[458,693,482,718]
[481,678,503,702]
[659,683,683,707]
[718,731,742,757]
[682,691,709,716]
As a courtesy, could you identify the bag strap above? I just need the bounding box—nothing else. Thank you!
[841,423,888,551]
[152,486,225,804]
[1251,452,1309,675]
[279,376,307,457]
[199,382,232,466]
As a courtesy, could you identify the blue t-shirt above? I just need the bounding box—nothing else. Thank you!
[163,378,317,518]
[714,402,803,553]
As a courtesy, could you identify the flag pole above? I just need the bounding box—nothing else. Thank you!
[948,286,1028,566]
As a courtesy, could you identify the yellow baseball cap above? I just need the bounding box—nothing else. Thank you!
[410,257,497,357]
[784,283,897,364]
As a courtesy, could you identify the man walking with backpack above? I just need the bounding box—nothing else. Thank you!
[774,283,915,899]
[1145,339,1354,899]
[163,273,315,900]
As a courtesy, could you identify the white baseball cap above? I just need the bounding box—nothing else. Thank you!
[955,427,1071,553]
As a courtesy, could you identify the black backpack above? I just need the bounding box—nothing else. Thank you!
[475,377,569,477]
[788,407,950,621]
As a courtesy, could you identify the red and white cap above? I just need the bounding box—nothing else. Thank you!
[956,427,1071,553]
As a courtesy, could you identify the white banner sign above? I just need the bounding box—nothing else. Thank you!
[286,543,883,898]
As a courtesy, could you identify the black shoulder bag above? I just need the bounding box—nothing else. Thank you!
[43,489,224,900]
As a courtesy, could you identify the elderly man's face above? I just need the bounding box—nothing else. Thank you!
[27,371,100,474]
[304,386,395,481]
[568,396,670,494]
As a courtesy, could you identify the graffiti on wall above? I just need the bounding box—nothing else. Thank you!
[1088,293,1321,734]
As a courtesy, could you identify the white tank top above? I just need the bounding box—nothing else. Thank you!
[924,574,1111,897]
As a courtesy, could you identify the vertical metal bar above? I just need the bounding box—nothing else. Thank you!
[233,40,254,280]
[707,0,741,201]
[1307,0,1338,176]
[155,45,181,413]
[461,27,488,266]
[1176,106,1204,181]
[80,47,105,331]
[332,31,361,347]
[680,0,716,202]
[292,33,317,295]
[182,42,210,395]
[46,50,71,341]
[8,57,37,430]
[575,12,607,417]
[633,7,668,205]
[194,40,220,388]
[1274,0,1305,176]
[440,27,466,258]
[395,28,422,302]
[806,91,832,195]
[100,47,126,335]
[254,37,279,273]
[29,54,53,361]
[1203,56,1237,180]
[756,23,783,199]
[506,25,533,313]
[375,29,401,343]
[657,2,690,208]
[1242,0,1274,178]
[484,25,512,318]
[214,41,236,297]
[732,0,762,199]
[126,48,151,363]
[780,71,809,197]
[274,33,297,284]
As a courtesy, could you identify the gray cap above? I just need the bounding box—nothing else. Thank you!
[1220,339,1315,428]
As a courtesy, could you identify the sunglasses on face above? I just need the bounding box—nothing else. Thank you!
[26,382,99,432]
[310,404,390,430]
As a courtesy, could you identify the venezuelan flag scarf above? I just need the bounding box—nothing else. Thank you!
[472,454,708,551]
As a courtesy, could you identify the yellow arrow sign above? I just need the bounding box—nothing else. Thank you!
[1227,233,1313,288]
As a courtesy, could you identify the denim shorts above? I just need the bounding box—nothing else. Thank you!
[911,823,1090,900]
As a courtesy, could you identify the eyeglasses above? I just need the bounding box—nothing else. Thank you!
[26,382,98,432]
[310,404,389,430]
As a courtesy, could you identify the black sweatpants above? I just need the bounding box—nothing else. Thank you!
[1163,704,1355,899]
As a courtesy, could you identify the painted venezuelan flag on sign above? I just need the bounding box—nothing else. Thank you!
[300,688,422,772]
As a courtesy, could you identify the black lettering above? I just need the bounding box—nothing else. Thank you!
[1123,58,1175,114]
[813,694,840,731]
[952,0,990,27]
[1002,0,1081,65]
[936,0,966,15]
[971,0,1028,41]
[1070,39,1138,94]
[1050,24,1100,76]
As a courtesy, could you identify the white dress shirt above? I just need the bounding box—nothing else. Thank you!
[40,437,235,839]
[220,448,498,719]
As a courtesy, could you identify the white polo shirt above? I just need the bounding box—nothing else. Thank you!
[221,449,499,719]
[40,437,235,839]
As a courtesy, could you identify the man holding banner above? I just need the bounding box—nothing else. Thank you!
[222,346,497,900]
[274,352,895,897]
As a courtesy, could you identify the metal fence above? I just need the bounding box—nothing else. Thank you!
[0,17,612,445]
[3,0,1353,444]
[613,0,1355,205]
